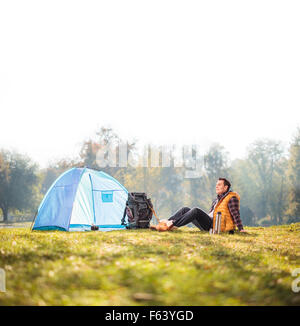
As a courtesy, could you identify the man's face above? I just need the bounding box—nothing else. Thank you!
[215,180,228,195]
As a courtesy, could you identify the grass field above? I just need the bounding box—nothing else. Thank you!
[0,223,300,306]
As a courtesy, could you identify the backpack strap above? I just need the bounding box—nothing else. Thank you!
[148,205,160,223]
[144,197,160,223]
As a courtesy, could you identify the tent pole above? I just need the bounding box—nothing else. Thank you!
[89,174,96,226]
[30,210,38,231]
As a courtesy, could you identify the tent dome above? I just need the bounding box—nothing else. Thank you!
[32,167,128,231]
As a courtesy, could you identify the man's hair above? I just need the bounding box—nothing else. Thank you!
[218,177,231,191]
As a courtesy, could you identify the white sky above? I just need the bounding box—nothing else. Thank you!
[0,0,299,168]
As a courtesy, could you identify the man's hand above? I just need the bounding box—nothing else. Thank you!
[240,229,247,233]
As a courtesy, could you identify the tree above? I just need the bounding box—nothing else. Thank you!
[286,127,300,222]
[229,158,261,225]
[230,159,256,200]
[247,139,285,221]
[40,158,82,194]
[268,157,288,224]
[240,205,256,226]
[80,126,136,176]
[204,143,229,197]
[0,150,38,222]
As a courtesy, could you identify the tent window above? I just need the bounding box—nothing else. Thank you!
[101,191,113,203]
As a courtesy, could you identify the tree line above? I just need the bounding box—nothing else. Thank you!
[1,127,300,226]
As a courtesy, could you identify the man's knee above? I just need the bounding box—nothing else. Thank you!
[179,206,190,214]
[190,207,206,217]
[191,207,201,213]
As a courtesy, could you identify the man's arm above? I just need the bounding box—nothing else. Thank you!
[228,196,244,231]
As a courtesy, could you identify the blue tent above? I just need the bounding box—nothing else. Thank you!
[32,167,128,231]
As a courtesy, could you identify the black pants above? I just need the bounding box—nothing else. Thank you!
[168,206,212,231]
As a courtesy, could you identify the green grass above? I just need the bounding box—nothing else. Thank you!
[0,223,300,306]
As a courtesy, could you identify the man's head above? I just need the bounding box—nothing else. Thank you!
[216,178,231,195]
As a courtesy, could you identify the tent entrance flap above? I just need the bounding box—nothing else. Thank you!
[93,190,128,226]
[68,170,94,228]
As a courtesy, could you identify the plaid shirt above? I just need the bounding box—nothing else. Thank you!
[208,190,244,231]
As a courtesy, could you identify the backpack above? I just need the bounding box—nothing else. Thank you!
[121,192,157,229]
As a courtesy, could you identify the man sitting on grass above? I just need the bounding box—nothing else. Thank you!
[152,178,245,233]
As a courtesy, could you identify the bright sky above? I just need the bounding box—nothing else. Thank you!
[0,1,299,167]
